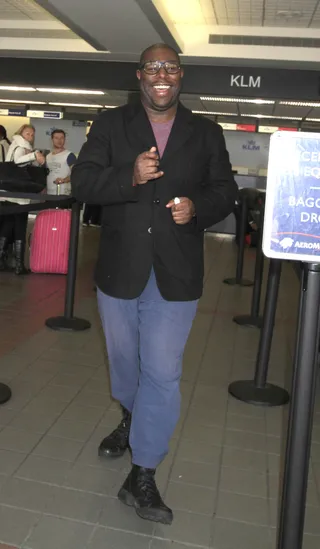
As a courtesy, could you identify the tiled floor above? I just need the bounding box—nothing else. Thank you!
[0,229,319,549]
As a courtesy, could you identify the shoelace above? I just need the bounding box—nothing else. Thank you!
[109,418,130,441]
[137,471,161,505]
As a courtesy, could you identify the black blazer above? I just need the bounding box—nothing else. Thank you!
[71,101,238,301]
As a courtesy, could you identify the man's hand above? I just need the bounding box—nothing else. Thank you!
[166,197,195,225]
[133,147,164,186]
[54,178,63,185]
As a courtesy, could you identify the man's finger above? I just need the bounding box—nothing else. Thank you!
[172,214,188,222]
[148,171,164,180]
[144,148,159,159]
[143,159,159,168]
[144,165,162,175]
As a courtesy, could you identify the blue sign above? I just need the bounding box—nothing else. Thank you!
[43,111,62,119]
[263,131,320,262]
[8,108,25,116]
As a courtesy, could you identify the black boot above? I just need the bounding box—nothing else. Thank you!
[0,237,10,271]
[118,465,173,525]
[14,240,29,275]
[98,406,131,458]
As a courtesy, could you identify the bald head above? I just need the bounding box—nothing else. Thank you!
[139,43,180,66]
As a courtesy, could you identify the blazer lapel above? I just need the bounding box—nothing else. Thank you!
[125,102,157,152]
[161,103,194,162]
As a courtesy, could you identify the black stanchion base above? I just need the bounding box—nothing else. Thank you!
[228,380,289,407]
[233,314,263,329]
[223,277,253,287]
[0,383,12,404]
[45,316,91,332]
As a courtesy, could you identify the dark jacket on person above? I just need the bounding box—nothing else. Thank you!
[71,101,238,301]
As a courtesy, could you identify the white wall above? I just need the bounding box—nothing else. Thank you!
[0,116,30,140]
[224,130,271,173]
[32,119,87,154]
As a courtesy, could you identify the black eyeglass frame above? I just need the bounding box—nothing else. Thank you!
[139,60,181,74]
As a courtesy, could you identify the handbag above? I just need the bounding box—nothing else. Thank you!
[0,162,48,193]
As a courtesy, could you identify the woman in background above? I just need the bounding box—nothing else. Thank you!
[0,125,10,162]
[0,124,45,274]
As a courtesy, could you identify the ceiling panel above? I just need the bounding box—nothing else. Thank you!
[200,0,217,24]
[209,0,320,28]
[201,99,238,114]
[273,104,311,117]
[0,0,54,20]
[305,106,320,117]
[310,2,320,26]
[180,98,204,111]
[213,0,264,26]
[238,103,274,116]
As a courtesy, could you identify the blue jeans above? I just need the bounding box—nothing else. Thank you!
[97,269,198,469]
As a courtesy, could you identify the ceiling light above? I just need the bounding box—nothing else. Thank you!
[37,88,104,95]
[104,105,117,108]
[0,98,46,104]
[200,97,275,105]
[48,102,103,108]
[242,113,301,120]
[306,118,320,122]
[192,110,237,116]
[280,101,320,108]
[153,0,205,25]
[0,85,36,92]
[276,10,302,18]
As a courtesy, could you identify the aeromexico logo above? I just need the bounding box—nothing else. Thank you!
[242,139,260,151]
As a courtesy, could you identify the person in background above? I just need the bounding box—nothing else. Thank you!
[46,129,76,195]
[82,203,102,227]
[0,124,45,274]
[0,125,10,162]
[71,43,237,525]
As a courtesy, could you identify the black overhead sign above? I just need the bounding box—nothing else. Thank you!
[182,66,320,100]
[0,57,319,100]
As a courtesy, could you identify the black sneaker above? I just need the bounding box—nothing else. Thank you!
[98,407,131,458]
[118,465,173,525]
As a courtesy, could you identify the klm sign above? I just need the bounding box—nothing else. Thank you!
[230,74,261,88]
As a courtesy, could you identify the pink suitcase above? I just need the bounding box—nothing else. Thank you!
[30,209,71,274]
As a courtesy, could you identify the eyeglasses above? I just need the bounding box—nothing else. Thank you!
[140,61,181,75]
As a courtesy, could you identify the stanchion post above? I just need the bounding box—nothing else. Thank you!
[0,382,11,405]
[276,263,320,549]
[228,259,289,406]
[233,214,265,328]
[249,226,264,318]
[64,200,81,319]
[45,200,91,332]
[224,196,253,287]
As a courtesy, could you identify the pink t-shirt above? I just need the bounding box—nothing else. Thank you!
[150,118,175,158]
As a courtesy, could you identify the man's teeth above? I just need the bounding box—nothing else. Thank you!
[154,85,170,89]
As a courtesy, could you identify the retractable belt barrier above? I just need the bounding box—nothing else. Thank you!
[229,257,290,407]
[0,191,91,406]
[230,131,320,549]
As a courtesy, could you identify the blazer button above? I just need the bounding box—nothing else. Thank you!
[153,198,160,204]
[148,227,152,234]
